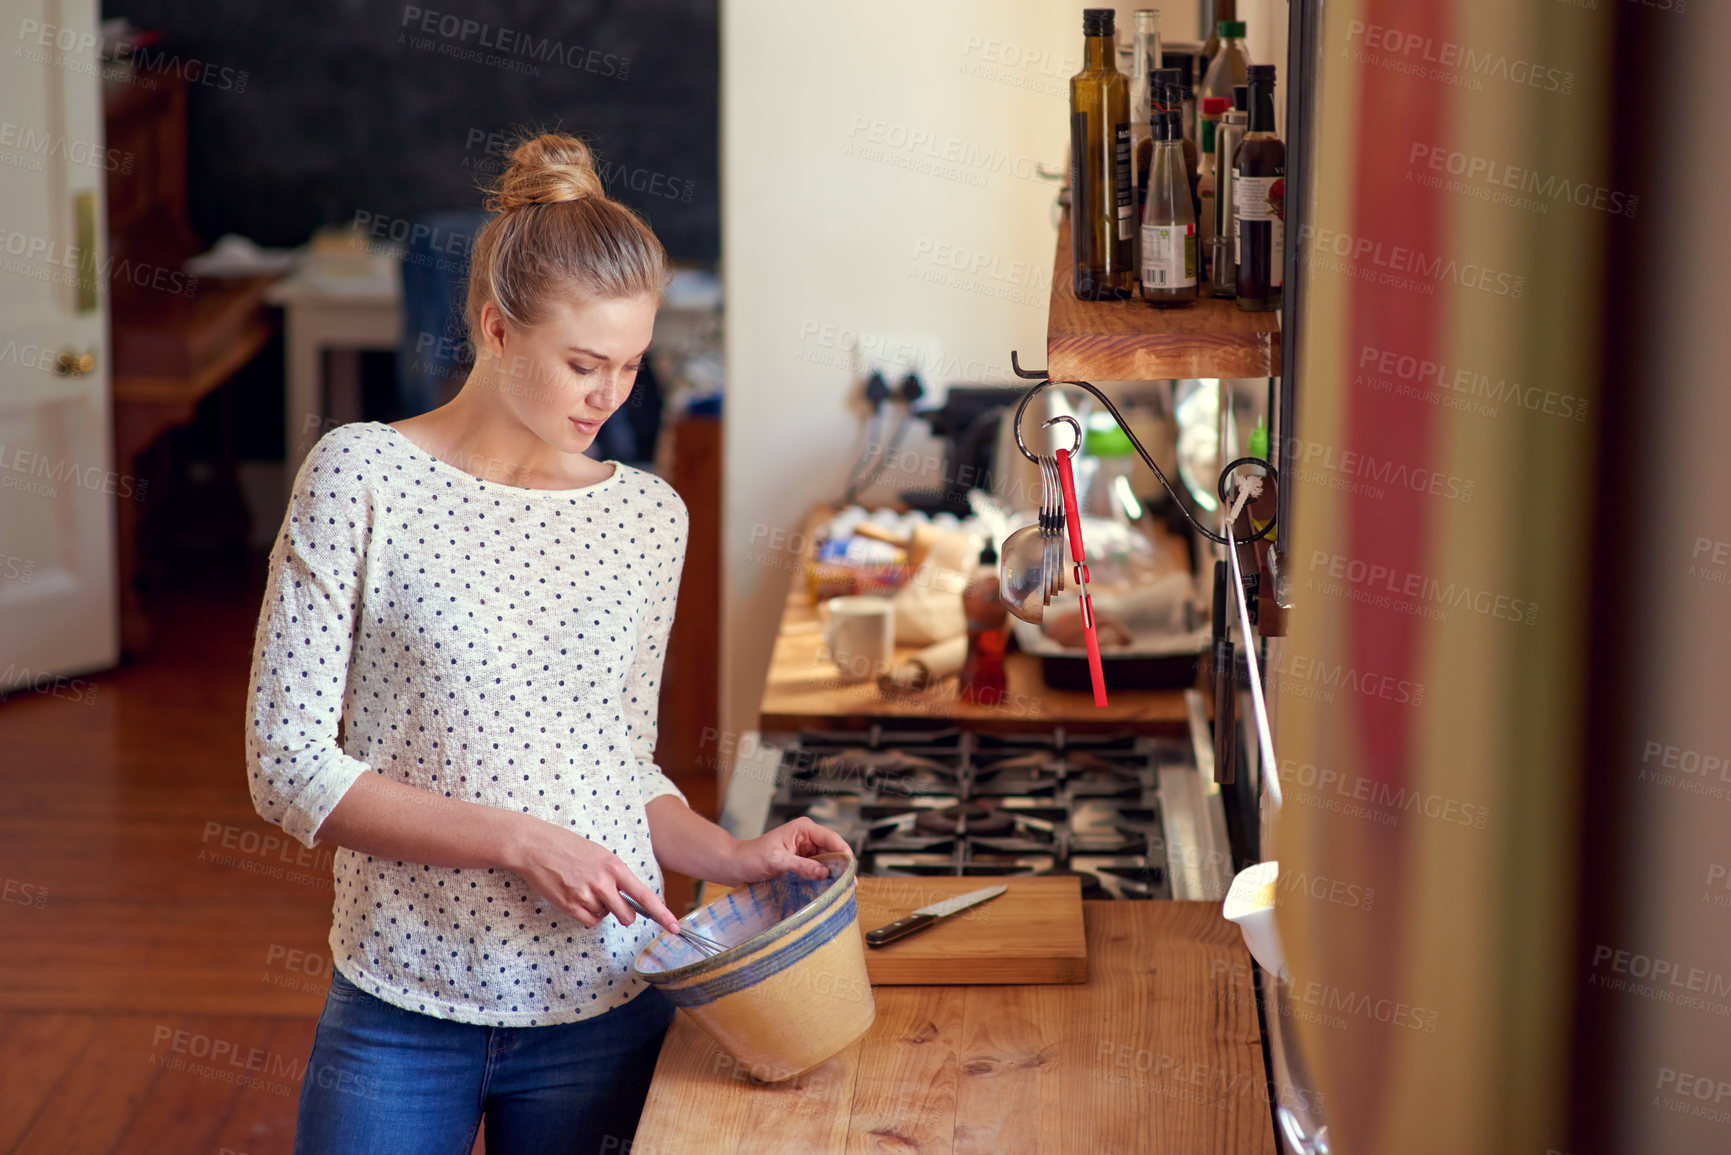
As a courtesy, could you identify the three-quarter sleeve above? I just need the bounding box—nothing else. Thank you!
[621,490,689,806]
[243,431,375,847]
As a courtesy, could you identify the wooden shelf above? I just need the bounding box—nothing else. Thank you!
[1046,216,1281,381]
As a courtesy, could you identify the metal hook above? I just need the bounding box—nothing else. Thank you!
[1005,349,1277,547]
[1041,415,1082,456]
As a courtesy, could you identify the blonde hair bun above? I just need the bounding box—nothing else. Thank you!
[466,127,667,329]
[490,132,605,211]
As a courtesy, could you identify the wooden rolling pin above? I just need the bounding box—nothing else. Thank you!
[877,636,969,695]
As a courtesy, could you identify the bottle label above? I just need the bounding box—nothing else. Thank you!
[1236,175,1283,223]
[1113,124,1134,240]
[1141,223,1197,288]
[1237,173,1285,289]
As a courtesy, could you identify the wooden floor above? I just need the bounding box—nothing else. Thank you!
[0,559,707,1153]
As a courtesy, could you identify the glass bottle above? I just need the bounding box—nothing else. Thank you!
[1235,64,1285,311]
[1128,11,1163,186]
[1201,0,1236,61]
[1201,20,1251,161]
[959,543,1008,706]
[1160,51,1200,193]
[1070,9,1135,301]
[1128,10,1163,276]
[1140,85,1198,309]
[1139,68,1178,251]
[1197,98,1225,278]
[1209,86,1249,297]
[1176,68,1199,208]
[1081,416,1139,524]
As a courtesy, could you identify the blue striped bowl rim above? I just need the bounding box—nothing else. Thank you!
[654,892,860,1007]
[630,852,857,987]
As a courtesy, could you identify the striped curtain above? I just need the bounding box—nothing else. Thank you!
[1271,0,1612,1150]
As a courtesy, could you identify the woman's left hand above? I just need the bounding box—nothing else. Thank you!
[722,817,852,885]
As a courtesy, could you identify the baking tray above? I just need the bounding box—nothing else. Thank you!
[1011,618,1207,691]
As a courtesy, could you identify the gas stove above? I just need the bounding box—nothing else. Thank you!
[753,725,1208,900]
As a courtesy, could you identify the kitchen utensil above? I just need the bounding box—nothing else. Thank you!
[1004,353,1278,553]
[619,892,728,958]
[631,852,874,1083]
[999,522,1050,624]
[1054,446,1108,707]
[1222,479,1283,806]
[818,595,895,683]
[1040,455,1064,604]
[877,635,969,695]
[863,883,1007,947]
[1210,559,1237,785]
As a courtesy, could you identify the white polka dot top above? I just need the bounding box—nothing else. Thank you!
[243,422,689,1027]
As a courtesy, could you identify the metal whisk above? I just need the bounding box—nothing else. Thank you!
[621,893,729,958]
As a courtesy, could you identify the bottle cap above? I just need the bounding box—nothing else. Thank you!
[1084,415,1136,459]
[1247,63,1277,82]
[1218,20,1248,38]
[1232,84,1250,110]
[1202,96,1232,114]
[1083,8,1115,35]
[979,540,998,565]
[1161,50,1196,87]
[1151,82,1176,139]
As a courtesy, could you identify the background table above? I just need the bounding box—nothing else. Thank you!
[263,250,402,477]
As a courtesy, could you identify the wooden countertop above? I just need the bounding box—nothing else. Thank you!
[758,596,1193,734]
[633,900,1275,1155]
[757,505,1198,733]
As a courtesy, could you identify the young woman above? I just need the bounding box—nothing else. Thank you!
[245,132,848,1155]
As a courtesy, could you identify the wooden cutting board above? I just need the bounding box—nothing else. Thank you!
[694,874,1088,984]
[850,875,1087,985]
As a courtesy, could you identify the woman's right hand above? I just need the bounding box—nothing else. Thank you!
[501,814,682,936]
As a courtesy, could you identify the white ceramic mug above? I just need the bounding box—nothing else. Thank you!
[820,596,895,683]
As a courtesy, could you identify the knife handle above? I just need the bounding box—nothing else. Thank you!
[865,913,937,948]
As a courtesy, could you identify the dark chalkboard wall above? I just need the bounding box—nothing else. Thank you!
[104,0,719,261]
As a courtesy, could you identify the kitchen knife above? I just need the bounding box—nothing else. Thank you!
[864,884,1008,948]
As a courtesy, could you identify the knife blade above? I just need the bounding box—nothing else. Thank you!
[863,884,1007,948]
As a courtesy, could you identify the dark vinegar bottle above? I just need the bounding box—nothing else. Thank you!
[1070,8,1134,300]
[1234,64,1285,312]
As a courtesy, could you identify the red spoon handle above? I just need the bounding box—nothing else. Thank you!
[1080,593,1108,708]
[1055,449,1106,707]
[1055,449,1087,566]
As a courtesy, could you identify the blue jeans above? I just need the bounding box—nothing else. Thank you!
[294,968,675,1155]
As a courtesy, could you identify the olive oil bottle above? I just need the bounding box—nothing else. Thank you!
[1234,64,1284,312]
[1070,9,1134,300]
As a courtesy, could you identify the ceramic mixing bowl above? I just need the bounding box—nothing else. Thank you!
[631,852,874,1082]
